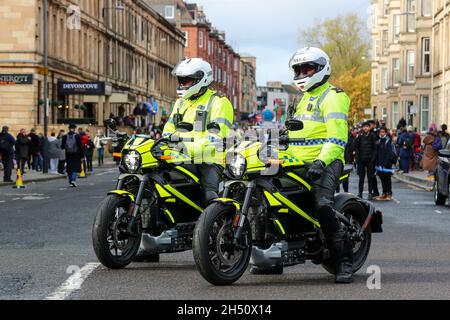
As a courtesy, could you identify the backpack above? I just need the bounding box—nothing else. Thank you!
[66,134,78,154]
[0,134,9,151]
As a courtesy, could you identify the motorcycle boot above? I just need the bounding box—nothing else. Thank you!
[330,230,354,284]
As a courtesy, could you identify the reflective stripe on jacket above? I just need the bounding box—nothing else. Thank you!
[288,82,350,166]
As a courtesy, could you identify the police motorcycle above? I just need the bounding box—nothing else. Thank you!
[192,120,383,285]
[92,120,227,269]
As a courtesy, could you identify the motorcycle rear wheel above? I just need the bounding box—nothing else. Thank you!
[193,202,252,286]
[322,200,372,275]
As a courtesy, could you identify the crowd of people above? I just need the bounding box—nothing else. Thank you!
[0,125,107,185]
[345,118,446,202]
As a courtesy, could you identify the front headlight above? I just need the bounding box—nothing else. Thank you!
[227,153,247,179]
[123,151,141,173]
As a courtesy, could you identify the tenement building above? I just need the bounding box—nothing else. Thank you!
[432,0,450,128]
[371,0,432,132]
[0,0,185,134]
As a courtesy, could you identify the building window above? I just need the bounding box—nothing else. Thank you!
[382,107,388,122]
[374,38,380,59]
[392,102,399,129]
[420,95,429,133]
[382,68,388,93]
[407,0,416,12]
[373,72,379,95]
[407,50,415,83]
[382,30,388,55]
[183,31,188,48]
[164,6,175,19]
[392,58,400,86]
[199,31,204,48]
[208,41,212,55]
[383,0,389,16]
[422,0,431,16]
[393,14,400,43]
[422,37,430,74]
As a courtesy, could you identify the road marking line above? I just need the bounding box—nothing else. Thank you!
[413,201,435,205]
[0,200,5,203]
[435,210,443,214]
[44,263,100,300]
[392,198,400,204]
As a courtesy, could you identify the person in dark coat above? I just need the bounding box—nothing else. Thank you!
[397,126,415,173]
[339,127,355,193]
[354,121,378,199]
[29,128,41,171]
[61,124,84,187]
[15,128,31,174]
[57,130,66,174]
[370,120,380,197]
[0,126,16,182]
[375,127,395,201]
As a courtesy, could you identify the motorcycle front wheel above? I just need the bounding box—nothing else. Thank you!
[193,202,252,286]
[92,195,141,269]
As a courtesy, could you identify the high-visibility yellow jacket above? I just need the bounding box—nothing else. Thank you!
[288,82,350,166]
[163,89,234,163]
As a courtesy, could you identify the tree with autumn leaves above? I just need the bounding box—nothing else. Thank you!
[298,13,371,124]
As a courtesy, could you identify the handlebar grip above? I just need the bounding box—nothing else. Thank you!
[171,137,194,143]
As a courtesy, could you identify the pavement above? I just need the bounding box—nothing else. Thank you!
[393,170,434,191]
[0,159,117,188]
[1,171,450,300]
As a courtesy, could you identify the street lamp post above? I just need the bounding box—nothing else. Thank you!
[43,0,49,174]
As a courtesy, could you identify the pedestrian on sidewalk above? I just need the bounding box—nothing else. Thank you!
[354,121,378,200]
[47,132,60,174]
[375,127,395,201]
[15,128,30,174]
[397,126,415,174]
[370,120,380,198]
[0,126,16,182]
[439,124,449,149]
[61,123,84,187]
[94,129,106,167]
[56,130,66,174]
[412,127,422,171]
[421,124,442,178]
[28,129,41,171]
[85,136,95,172]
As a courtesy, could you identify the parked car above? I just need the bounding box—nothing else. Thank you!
[434,149,450,205]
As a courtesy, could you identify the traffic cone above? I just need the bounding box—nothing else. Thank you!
[13,168,26,189]
[79,162,86,178]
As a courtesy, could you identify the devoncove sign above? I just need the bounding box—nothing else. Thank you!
[0,74,33,85]
[58,81,112,95]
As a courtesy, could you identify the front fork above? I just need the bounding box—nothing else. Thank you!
[117,176,149,234]
[228,181,256,245]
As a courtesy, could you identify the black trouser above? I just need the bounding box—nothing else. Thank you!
[311,160,343,240]
[58,160,66,174]
[358,161,374,196]
[1,151,13,181]
[188,164,222,206]
[86,155,93,172]
[372,174,380,196]
[378,172,392,195]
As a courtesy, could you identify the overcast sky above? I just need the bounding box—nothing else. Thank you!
[185,0,371,86]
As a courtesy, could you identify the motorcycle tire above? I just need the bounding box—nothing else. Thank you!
[92,195,141,269]
[193,202,252,286]
[322,200,372,275]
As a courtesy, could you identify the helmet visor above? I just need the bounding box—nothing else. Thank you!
[293,63,319,80]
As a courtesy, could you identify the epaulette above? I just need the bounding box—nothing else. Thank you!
[331,87,345,93]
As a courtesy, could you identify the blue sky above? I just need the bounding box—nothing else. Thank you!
[186,0,371,86]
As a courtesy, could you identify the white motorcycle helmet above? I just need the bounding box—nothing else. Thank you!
[289,47,331,92]
[172,58,214,99]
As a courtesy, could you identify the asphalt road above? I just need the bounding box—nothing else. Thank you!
[1,170,450,300]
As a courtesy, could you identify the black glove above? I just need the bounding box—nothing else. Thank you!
[307,160,326,182]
